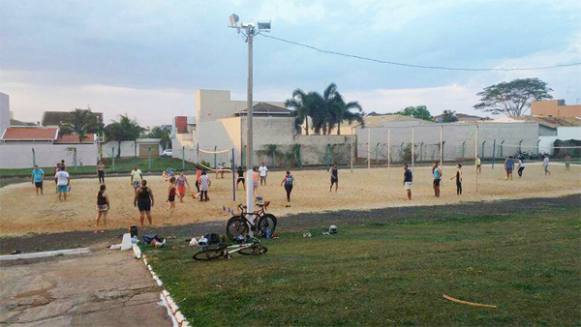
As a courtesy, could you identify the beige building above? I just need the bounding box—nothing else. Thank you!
[531,100,581,119]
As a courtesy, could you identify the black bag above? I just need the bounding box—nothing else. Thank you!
[204,233,221,245]
[130,225,138,237]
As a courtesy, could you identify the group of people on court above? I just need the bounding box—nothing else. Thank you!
[31,159,71,201]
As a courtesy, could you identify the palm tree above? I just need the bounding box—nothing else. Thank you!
[285,89,310,135]
[322,83,365,135]
[59,109,103,141]
[104,115,144,158]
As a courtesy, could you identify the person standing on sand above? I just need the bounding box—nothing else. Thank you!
[130,166,143,190]
[96,184,110,231]
[450,163,463,195]
[32,165,45,195]
[167,176,176,215]
[175,171,190,202]
[259,162,268,185]
[517,157,525,178]
[281,171,294,206]
[329,163,339,192]
[543,155,551,176]
[55,167,70,201]
[134,180,154,226]
[432,161,442,198]
[403,164,412,200]
[475,155,482,174]
[504,156,514,180]
[199,171,211,201]
[97,160,106,184]
[236,166,245,190]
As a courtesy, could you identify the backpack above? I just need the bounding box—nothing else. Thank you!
[204,233,221,245]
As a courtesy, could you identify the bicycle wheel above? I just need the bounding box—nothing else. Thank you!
[256,214,277,237]
[238,244,268,256]
[226,216,249,240]
[193,245,226,261]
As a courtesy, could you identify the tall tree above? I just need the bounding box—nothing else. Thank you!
[285,89,311,135]
[59,109,103,140]
[474,78,553,117]
[104,115,144,158]
[397,105,432,121]
[147,126,172,150]
[323,83,364,135]
[440,110,458,123]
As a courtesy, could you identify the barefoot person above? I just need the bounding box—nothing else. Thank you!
[543,155,551,176]
[329,163,339,192]
[236,166,245,190]
[167,176,176,215]
[199,171,211,201]
[432,161,442,198]
[175,171,190,202]
[450,163,463,195]
[281,170,294,206]
[134,180,154,226]
[55,167,70,201]
[32,165,45,195]
[97,160,106,184]
[504,156,514,180]
[130,166,143,190]
[258,162,268,185]
[403,164,412,200]
[96,184,110,230]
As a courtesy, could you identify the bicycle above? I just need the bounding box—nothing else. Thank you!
[193,236,267,261]
[225,201,277,240]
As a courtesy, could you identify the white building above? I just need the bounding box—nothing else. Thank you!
[0,92,9,137]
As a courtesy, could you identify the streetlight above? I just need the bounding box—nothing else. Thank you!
[228,14,271,225]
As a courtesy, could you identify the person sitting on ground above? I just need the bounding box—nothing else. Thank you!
[259,162,268,185]
[96,184,110,231]
[134,179,154,226]
[403,164,412,200]
[130,166,143,190]
[32,165,45,195]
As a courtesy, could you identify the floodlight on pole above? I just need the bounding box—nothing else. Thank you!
[228,14,271,232]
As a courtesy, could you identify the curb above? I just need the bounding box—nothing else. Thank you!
[0,247,90,262]
[134,245,190,327]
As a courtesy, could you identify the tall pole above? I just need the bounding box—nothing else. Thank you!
[411,128,415,169]
[387,129,391,169]
[231,148,236,202]
[245,27,255,216]
[439,125,444,164]
[367,128,371,170]
[475,124,479,192]
[492,139,496,169]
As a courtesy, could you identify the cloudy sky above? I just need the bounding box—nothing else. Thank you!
[1,0,580,126]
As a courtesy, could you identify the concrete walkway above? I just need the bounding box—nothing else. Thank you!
[0,247,171,326]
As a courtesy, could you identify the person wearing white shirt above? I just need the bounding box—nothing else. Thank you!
[543,155,551,176]
[55,168,70,201]
[258,163,268,186]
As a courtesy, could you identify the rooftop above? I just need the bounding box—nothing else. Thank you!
[41,110,103,127]
[238,102,292,116]
[1,127,58,141]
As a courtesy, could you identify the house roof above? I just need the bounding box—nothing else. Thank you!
[525,115,581,128]
[361,114,432,127]
[1,127,59,141]
[10,119,38,127]
[239,102,291,116]
[41,110,103,126]
[55,133,95,144]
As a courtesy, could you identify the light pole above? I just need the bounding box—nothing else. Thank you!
[228,14,271,221]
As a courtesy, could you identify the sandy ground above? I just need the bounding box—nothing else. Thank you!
[0,247,170,326]
[1,165,579,236]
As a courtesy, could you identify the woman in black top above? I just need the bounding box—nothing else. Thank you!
[96,184,110,230]
[329,164,339,192]
[134,179,154,226]
[236,166,245,190]
[450,164,463,195]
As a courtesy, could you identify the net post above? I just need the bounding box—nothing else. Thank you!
[411,127,415,170]
[439,125,443,164]
[182,146,185,170]
[367,128,371,170]
[350,138,354,173]
[387,129,391,169]
[231,148,236,202]
[475,124,479,193]
[214,145,217,169]
[492,139,496,169]
[32,148,36,166]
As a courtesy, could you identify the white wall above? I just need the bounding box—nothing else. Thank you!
[0,93,9,137]
[102,141,137,158]
[539,127,581,155]
[0,143,98,169]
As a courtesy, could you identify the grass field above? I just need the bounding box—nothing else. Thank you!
[143,204,581,325]
[0,164,579,236]
[0,157,197,177]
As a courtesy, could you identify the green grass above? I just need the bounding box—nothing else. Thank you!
[0,157,198,177]
[144,206,581,326]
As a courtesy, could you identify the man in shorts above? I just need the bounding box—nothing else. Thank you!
[543,155,551,176]
[32,165,45,195]
[403,164,412,200]
[258,162,268,185]
[130,166,143,190]
[55,167,70,201]
[475,155,482,174]
[504,156,514,180]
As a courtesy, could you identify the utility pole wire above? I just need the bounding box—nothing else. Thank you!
[260,34,581,72]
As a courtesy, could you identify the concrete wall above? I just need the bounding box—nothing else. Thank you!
[0,93,9,137]
[102,141,138,158]
[356,122,540,163]
[531,100,581,118]
[0,143,98,169]
[538,127,581,155]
